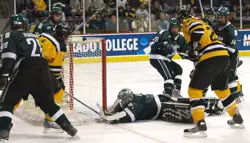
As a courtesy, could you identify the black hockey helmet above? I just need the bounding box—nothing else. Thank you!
[177,6,192,24]
[55,24,70,40]
[205,8,216,16]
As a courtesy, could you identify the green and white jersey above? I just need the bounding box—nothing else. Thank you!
[149,30,188,59]
[216,21,238,54]
[33,19,64,35]
[107,94,162,123]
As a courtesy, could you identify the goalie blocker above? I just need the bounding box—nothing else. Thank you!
[161,97,223,123]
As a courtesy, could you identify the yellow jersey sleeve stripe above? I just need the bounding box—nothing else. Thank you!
[188,22,202,31]
[40,33,60,52]
[190,26,204,34]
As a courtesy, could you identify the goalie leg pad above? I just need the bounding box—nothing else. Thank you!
[160,102,193,123]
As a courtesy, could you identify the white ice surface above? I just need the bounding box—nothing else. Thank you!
[11,57,250,143]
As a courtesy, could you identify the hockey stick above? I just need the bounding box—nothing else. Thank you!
[64,91,100,116]
[198,0,204,18]
[71,4,109,34]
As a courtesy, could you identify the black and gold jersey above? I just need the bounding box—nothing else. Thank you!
[181,17,229,63]
[37,33,67,78]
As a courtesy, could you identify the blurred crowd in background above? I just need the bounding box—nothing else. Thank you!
[0,0,250,34]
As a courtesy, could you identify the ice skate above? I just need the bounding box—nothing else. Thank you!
[0,129,10,142]
[64,124,78,137]
[227,108,245,129]
[43,119,64,134]
[184,119,207,138]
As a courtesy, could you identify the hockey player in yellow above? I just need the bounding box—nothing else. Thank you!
[177,9,244,138]
[14,24,70,132]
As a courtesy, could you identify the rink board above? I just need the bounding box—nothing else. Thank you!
[69,31,250,63]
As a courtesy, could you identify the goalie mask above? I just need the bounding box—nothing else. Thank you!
[117,88,135,108]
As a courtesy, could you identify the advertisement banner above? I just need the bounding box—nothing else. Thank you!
[74,33,155,57]
[238,30,250,50]
[72,30,250,58]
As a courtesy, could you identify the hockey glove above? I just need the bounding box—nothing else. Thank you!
[187,43,199,62]
[57,76,65,90]
[0,75,8,90]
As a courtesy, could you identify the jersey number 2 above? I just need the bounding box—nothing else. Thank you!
[26,38,42,57]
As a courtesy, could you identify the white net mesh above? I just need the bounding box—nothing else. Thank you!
[15,36,106,126]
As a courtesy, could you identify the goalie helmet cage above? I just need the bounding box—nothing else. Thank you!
[66,36,107,113]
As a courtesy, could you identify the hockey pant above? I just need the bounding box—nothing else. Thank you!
[13,74,65,122]
[188,56,238,124]
[0,58,71,131]
[150,58,182,96]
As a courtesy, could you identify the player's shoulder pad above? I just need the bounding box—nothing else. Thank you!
[40,33,61,52]
[227,22,238,34]
[3,31,21,40]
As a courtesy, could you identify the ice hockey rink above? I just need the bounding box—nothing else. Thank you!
[10,57,250,143]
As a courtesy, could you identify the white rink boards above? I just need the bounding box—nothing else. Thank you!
[10,57,250,143]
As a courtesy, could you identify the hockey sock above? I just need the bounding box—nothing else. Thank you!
[45,89,64,121]
[236,80,241,93]
[174,75,182,91]
[188,88,205,123]
[40,102,71,129]
[228,80,238,93]
[0,104,14,130]
[13,99,22,112]
[214,89,237,117]
[164,79,174,95]
[54,89,64,105]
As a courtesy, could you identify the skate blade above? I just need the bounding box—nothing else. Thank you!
[229,124,245,129]
[184,131,207,138]
[43,128,65,134]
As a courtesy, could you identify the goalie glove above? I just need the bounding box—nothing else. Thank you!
[187,42,199,62]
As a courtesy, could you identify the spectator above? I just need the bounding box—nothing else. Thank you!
[105,14,117,32]
[151,14,158,32]
[33,0,47,11]
[162,3,173,13]
[118,6,127,18]
[151,1,162,19]
[117,0,127,7]
[244,3,250,16]
[131,14,148,32]
[126,0,140,8]
[136,2,149,21]
[157,12,169,31]
[126,13,134,32]
[70,0,82,16]
[89,14,106,30]
[230,5,240,22]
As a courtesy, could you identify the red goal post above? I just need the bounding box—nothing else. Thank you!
[65,36,107,114]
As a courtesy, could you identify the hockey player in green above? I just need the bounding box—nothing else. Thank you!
[216,7,244,100]
[203,8,217,28]
[100,88,224,124]
[33,7,63,35]
[149,18,188,98]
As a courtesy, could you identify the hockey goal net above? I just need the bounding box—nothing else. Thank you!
[15,36,107,126]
